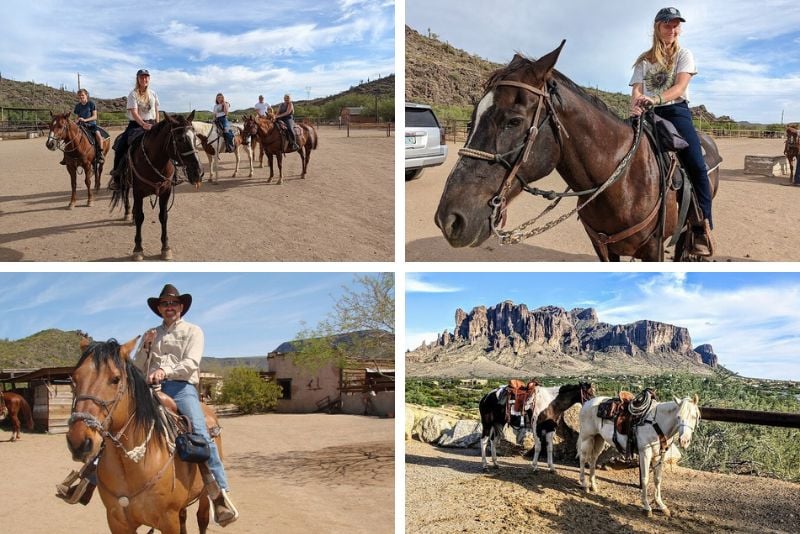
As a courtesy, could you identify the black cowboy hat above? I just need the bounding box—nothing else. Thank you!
[655,7,685,23]
[147,284,192,317]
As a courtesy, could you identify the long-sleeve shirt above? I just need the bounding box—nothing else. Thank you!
[133,319,204,384]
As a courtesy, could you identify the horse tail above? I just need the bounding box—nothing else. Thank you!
[19,396,34,430]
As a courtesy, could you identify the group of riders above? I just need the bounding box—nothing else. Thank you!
[68,69,299,191]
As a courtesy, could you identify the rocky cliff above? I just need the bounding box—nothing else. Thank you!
[412,302,717,378]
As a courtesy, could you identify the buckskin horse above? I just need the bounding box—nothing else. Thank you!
[45,112,111,208]
[67,337,222,533]
[1,391,34,441]
[435,41,721,261]
[192,120,254,183]
[243,114,318,184]
[578,394,701,517]
[110,111,203,261]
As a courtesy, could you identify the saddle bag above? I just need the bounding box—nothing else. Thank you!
[653,115,689,152]
[175,432,211,463]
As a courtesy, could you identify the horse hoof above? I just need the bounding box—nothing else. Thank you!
[161,249,173,261]
[660,508,671,517]
[644,510,653,518]
[87,200,93,207]
[67,203,75,210]
[132,252,144,262]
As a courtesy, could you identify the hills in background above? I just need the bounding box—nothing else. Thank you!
[407,301,719,378]
[404,25,733,124]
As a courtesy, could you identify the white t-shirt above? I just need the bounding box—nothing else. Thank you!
[213,103,228,118]
[629,47,696,105]
[254,101,269,117]
[126,89,159,121]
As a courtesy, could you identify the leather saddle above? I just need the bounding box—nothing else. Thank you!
[597,389,657,458]
[503,379,538,426]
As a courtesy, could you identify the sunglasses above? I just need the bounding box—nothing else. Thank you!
[158,300,181,308]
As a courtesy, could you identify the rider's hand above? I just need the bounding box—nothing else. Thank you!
[148,368,166,385]
[142,122,153,131]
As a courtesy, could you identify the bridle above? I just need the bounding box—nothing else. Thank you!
[130,121,200,193]
[47,118,83,153]
[456,77,645,246]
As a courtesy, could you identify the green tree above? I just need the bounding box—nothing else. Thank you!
[219,367,282,414]
[292,273,394,372]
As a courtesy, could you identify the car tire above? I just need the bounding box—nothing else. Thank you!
[405,169,424,181]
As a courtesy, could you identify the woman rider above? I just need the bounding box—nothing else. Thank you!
[274,93,299,151]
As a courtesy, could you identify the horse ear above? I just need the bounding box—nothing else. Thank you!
[535,39,566,74]
[119,337,140,360]
[673,395,680,405]
[187,110,196,122]
[693,394,699,405]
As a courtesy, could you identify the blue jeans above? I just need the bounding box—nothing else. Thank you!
[162,380,229,490]
[795,158,800,185]
[655,101,713,228]
[279,117,297,146]
[215,117,234,149]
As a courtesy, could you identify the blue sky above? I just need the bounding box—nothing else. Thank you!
[1,0,394,112]
[0,272,377,360]
[406,0,800,124]
[406,272,800,381]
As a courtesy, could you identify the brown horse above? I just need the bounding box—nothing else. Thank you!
[1,391,34,441]
[45,112,111,208]
[110,111,203,261]
[786,125,799,182]
[67,337,221,533]
[192,121,254,183]
[243,114,318,184]
[435,42,721,261]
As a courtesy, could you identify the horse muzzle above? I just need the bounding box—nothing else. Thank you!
[66,421,102,462]
[435,203,493,248]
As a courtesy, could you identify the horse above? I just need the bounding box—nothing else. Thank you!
[479,381,594,471]
[192,120,254,183]
[531,381,595,472]
[67,336,222,533]
[0,391,34,441]
[45,112,111,208]
[786,125,799,182]
[243,114,318,184]
[110,111,203,261]
[578,394,701,517]
[435,41,722,261]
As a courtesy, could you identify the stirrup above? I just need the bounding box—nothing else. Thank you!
[56,476,92,505]
[210,489,239,527]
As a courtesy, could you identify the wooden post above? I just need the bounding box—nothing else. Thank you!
[700,407,800,428]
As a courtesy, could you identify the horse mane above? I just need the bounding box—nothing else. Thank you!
[485,53,624,124]
[78,339,165,440]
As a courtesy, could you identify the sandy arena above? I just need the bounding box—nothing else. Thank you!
[407,137,800,261]
[0,413,393,533]
[0,126,393,261]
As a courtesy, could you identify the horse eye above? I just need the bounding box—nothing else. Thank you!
[111,376,121,385]
[506,117,523,129]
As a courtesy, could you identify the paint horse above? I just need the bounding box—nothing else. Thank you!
[45,112,111,208]
[578,394,701,517]
[1,391,34,441]
[192,120,254,183]
[478,379,538,470]
[531,381,595,472]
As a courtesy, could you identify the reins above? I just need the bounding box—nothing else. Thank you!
[128,122,197,203]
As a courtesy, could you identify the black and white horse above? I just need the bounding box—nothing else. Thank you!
[532,382,595,472]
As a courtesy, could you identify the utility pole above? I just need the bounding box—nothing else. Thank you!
[781,109,784,125]
[305,86,311,100]
[77,72,81,91]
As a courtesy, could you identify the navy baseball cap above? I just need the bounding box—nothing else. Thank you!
[655,7,685,23]
[136,69,150,76]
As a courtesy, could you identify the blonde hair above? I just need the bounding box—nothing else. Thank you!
[133,74,151,107]
[633,21,681,70]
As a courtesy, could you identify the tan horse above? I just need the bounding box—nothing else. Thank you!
[67,337,221,533]
[243,114,318,185]
[786,125,799,182]
[45,112,111,208]
[192,121,254,183]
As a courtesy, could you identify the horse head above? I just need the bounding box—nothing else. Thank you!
[46,111,74,151]
[67,337,141,462]
[673,394,701,449]
[580,382,596,403]
[242,115,259,138]
[164,110,204,187]
[435,41,567,247]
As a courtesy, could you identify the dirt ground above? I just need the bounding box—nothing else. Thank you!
[406,440,800,533]
[0,126,393,261]
[406,138,800,261]
[0,413,394,533]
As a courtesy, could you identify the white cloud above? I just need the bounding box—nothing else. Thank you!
[406,274,461,293]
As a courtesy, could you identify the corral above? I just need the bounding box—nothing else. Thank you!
[0,125,393,261]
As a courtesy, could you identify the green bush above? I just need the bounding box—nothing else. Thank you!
[219,368,282,414]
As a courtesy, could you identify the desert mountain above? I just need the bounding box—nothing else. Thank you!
[407,302,717,378]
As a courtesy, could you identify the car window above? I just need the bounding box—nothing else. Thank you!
[406,107,440,128]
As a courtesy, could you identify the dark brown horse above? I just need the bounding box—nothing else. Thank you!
[111,111,203,261]
[243,114,318,184]
[435,42,721,261]
[45,112,111,208]
[67,337,220,533]
[786,125,799,182]
[1,391,34,441]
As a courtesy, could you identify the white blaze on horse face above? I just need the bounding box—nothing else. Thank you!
[467,90,495,145]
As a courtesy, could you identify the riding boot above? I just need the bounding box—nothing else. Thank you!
[59,156,68,165]
[211,489,239,527]
[96,150,105,165]
[691,219,714,257]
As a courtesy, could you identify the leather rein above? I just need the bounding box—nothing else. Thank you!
[128,123,197,195]
[457,79,648,249]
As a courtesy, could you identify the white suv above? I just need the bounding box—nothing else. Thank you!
[405,102,448,180]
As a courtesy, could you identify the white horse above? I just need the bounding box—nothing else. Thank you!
[192,120,253,183]
[480,383,592,471]
[578,395,701,517]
